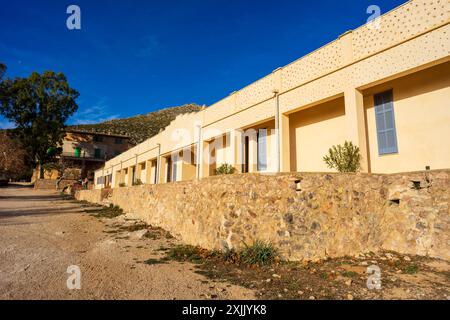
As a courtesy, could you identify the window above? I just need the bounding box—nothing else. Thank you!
[93,135,103,142]
[115,138,123,144]
[94,148,102,159]
[257,129,268,171]
[374,90,398,155]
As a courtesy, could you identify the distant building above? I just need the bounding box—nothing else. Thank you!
[61,130,133,179]
[33,130,133,183]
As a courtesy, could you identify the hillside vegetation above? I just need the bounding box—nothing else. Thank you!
[69,104,203,145]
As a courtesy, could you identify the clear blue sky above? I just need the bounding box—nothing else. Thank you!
[0,0,406,128]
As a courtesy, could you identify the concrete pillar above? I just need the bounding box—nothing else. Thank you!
[158,157,167,183]
[248,130,257,173]
[200,141,210,178]
[344,87,369,172]
[280,113,291,172]
[231,129,243,173]
[127,166,134,186]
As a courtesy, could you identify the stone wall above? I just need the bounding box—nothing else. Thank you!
[34,179,78,190]
[76,171,450,261]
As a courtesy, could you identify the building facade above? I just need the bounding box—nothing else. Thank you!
[33,130,133,183]
[94,0,450,189]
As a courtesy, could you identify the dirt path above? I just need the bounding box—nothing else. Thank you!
[0,186,255,300]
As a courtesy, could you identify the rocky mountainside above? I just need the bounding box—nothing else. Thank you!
[68,103,203,145]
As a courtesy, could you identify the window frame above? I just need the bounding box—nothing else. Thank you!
[374,89,399,156]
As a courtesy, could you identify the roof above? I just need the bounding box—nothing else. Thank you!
[65,129,132,139]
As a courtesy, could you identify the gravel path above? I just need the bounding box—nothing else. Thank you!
[0,186,255,300]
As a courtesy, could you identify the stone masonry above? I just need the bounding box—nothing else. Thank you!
[76,170,450,261]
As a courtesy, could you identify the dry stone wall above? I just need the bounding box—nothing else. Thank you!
[76,171,450,261]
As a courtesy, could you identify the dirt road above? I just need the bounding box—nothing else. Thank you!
[0,186,254,300]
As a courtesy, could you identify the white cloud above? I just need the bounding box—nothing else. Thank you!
[70,98,121,125]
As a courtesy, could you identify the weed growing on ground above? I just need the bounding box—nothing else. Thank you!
[88,204,125,219]
[240,240,277,266]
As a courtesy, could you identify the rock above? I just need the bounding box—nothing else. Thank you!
[347,294,354,300]
[385,253,394,260]
[298,291,304,295]
[403,256,411,261]
[308,296,315,300]
[272,274,281,279]
[266,279,272,283]
[345,279,352,286]
[277,294,282,298]
[283,288,288,293]
[133,229,149,239]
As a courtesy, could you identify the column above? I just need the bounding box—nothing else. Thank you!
[279,113,291,172]
[344,87,369,172]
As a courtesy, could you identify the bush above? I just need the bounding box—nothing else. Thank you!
[118,183,126,187]
[240,240,277,266]
[323,141,361,173]
[215,163,236,175]
[133,179,143,186]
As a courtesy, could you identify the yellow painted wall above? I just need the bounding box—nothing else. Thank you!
[364,62,450,173]
[290,97,347,172]
[93,0,450,188]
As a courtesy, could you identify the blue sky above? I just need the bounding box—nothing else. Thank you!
[0,0,406,128]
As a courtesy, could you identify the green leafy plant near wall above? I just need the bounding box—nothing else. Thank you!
[215,163,236,175]
[323,141,361,173]
[118,183,126,188]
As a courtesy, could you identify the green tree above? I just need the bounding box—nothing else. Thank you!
[0,63,5,82]
[323,141,362,173]
[0,71,79,178]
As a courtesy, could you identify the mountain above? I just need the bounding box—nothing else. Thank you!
[68,103,204,145]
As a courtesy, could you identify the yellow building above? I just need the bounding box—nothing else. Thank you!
[94,0,450,189]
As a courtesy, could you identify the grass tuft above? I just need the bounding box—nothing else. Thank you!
[240,240,277,266]
[88,205,124,219]
[404,264,419,274]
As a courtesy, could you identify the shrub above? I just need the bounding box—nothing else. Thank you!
[240,240,277,266]
[215,163,236,175]
[133,179,143,186]
[323,141,361,173]
[118,183,126,187]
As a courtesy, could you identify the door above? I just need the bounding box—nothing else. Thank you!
[242,136,250,173]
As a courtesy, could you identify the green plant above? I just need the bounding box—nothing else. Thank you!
[133,179,143,186]
[215,163,236,175]
[323,141,361,173]
[240,240,277,266]
[405,264,419,274]
[119,183,126,187]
